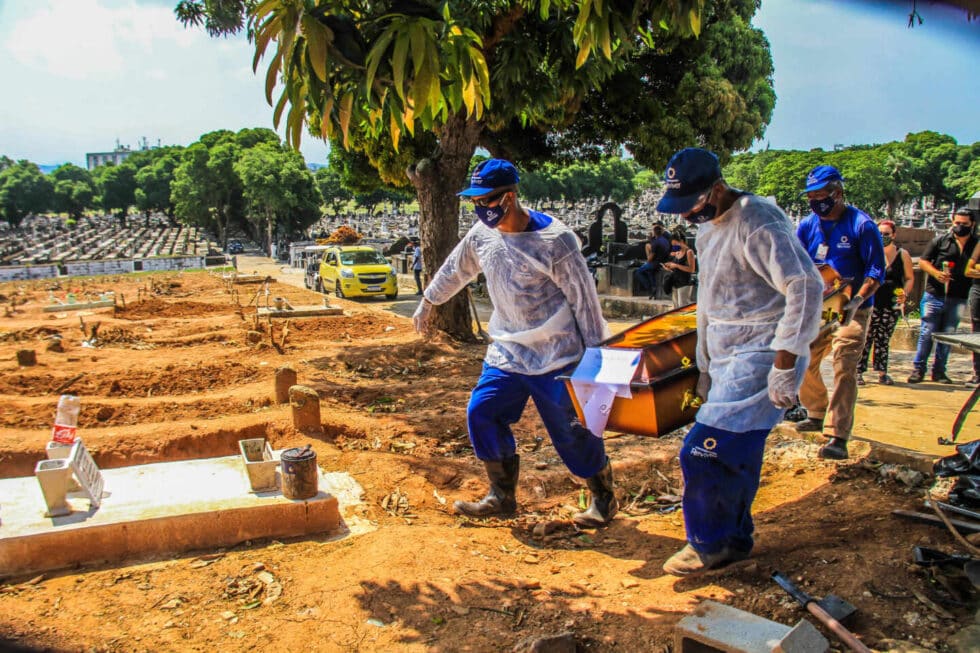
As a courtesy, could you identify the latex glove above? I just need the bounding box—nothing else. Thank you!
[767,366,798,409]
[413,299,434,335]
[841,295,865,326]
[696,372,711,403]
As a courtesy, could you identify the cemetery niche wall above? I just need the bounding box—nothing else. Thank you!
[0,215,222,281]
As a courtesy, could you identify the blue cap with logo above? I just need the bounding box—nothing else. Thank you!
[457,159,520,197]
[656,148,723,214]
[802,165,844,194]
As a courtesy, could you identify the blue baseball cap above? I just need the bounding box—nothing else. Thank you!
[457,159,520,197]
[656,148,723,214]
[802,165,844,194]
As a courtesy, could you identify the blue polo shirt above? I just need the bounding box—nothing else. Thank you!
[796,205,886,307]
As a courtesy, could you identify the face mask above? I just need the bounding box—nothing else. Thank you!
[881,235,893,246]
[474,204,505,229]
[684,203,716,224]
[671,245,682,252]
[809,196,837,217]
[953,224,973,237]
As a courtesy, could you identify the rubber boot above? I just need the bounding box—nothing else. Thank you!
[819,437,849,460]
[453,455,520,517]
[573,459,618,528]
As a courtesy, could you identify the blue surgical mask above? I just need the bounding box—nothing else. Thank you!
[671,245,681,252]
[685,203,716,224]
[474,204,505,229]
[809,196,836,217]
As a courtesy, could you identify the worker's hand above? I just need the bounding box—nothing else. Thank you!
[695,372,711,403]
[841,296,865,326]
[767,366,798,409]
[412,298,434,335]
[934,270,952,284]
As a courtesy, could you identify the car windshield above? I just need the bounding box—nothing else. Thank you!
[340,250,386,266]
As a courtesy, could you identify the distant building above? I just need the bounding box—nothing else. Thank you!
[85,137,160,170]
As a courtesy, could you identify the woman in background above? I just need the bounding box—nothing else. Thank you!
[857,220,914,385]
[662,230,697,308]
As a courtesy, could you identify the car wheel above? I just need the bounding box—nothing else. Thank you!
[385,291,398,300]
[335,281,345,298]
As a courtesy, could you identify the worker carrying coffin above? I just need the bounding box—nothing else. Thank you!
[655,148,824,576]
[412,159,618,528]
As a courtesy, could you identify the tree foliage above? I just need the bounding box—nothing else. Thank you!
[51,164,96,220]
[180,0,771,339]
[0,160,52,227]
[725,131,979,217]
[314,165,353,215]
[234,142,322,253]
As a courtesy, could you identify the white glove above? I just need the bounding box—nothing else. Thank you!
[841,295,865,326]
[696,372,711,403]
[413,299,434,335]
[767,366,798,409]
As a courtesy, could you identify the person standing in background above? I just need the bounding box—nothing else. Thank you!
[857,220,914,386]
[909,207,978,384]
[795,165,886,460]
[967,229,980,387]
[411,238,424,295]
[662,229,697,308]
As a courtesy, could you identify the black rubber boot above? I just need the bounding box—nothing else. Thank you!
[453,455,520,517]
[573,459,619,528]
[819,437,849,460]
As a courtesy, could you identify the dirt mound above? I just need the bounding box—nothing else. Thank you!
[116,298,230,320]
[0,326,62,343]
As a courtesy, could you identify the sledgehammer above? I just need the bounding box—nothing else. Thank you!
[771,571,870,653]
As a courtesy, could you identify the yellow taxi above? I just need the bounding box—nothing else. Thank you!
[318,245,398,299]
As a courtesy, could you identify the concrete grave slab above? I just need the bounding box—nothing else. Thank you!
[257,305,344,318]
[0,455,354,577]
[675,600,828,653]
[42,300,115,313]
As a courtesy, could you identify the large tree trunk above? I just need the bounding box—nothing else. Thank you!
[408,114,482,341]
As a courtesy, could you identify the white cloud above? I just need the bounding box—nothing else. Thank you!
[4,0,206,81]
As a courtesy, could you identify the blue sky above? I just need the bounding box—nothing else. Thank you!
[1,0,978,168]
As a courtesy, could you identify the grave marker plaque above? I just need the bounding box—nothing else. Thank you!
[69,440,104,508]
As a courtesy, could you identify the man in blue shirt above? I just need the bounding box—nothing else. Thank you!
[796,165,886,460]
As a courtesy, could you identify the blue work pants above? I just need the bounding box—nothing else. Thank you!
[679,422,768,555]
[467,364,606,478]
[913,291,966,376]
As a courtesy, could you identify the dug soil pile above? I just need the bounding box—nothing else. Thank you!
[0,270,975,652]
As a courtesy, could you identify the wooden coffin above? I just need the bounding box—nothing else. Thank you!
[561,304,700,438]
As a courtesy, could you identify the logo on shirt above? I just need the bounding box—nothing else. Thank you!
[837,235,851,249]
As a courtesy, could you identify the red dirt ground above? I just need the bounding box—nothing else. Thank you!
[0,270,975,652]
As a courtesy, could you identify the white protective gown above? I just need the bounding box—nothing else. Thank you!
[695,195,824,432]
[424,213,610,375]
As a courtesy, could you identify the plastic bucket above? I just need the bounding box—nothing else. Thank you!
[280,445,318,500]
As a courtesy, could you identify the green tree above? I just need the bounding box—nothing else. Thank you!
[314,166,353,216]
[902,131,959,202]
[135,149,183,223]
[0,160,52,227]
[171,140,243,247]
[235,143,322,254]
[180,0,771,338]
[93,163,137,224]
[51,163,96,220]
[944,142,980,203]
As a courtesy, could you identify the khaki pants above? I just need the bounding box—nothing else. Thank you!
[799,308,871,439]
